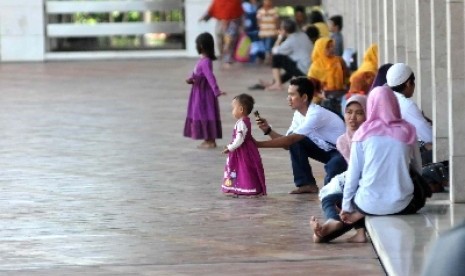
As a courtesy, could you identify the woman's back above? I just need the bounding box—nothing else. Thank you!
[350,135,415,215]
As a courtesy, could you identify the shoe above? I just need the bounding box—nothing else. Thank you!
[248,83,266,90]
[289,185,319,194]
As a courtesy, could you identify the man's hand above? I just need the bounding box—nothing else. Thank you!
[256,117,270,133]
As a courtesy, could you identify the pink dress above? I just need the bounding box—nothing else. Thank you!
[183,57,222,140]
[222,117,266,195]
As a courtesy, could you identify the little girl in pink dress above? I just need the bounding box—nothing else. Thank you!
[222,94,267,196]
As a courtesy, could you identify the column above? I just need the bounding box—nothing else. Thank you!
[370,0,378,47]
[377,0,385,63]
[446,0,465,203]
[185,0,216,57]
[343,0,355,50]
[383,0,395,62]
[393,0,406,62]
[431,0,449,162]
[405,1,417,71]
[358,0,365,65]
[416,0,433,116]
[0,0,45,61]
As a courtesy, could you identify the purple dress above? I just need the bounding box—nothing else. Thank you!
[222,117,267,195]
[183,57,222,140]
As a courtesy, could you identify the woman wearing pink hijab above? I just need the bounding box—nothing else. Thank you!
[340,86,423,225]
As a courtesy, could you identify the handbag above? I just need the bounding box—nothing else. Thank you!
[234,34,251,62]
[421,162,449,192]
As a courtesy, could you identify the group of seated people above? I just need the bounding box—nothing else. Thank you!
[254,57,442,243]
[242,6,442,243]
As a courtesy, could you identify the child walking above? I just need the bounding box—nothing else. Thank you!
[184,32,226,149]
[222,94,266,196]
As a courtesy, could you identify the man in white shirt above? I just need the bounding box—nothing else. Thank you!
[386,63,433,164]
[256,77,347,194]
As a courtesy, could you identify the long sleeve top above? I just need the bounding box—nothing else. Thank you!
[227,119,247,151]
[342,136,422,215]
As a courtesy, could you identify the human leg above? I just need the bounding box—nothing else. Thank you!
[222,18,241,65]
[323,150,348,185]
[267,55,304,90]
[289,138,326,188]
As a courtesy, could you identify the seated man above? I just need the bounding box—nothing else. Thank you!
[255,77,347,193]
[386,63,433,164]
[264,19,313,91]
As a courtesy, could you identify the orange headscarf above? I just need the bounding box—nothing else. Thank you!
[307,37,345,91]
[349,44,378,83]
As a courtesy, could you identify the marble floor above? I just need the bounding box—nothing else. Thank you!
[0,60,384,275]
[0,59,461,276]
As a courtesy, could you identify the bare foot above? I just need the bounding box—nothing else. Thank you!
[197,141,217,149]
[221,63,233,70]
[265,83,283,91]
[290,185,319,194]
[347,229,368,243]
[341,211,365,224]
[309,216,323,243]
[259,79,273,87]
[319,219,344,237]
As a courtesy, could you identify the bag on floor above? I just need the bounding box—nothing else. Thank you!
[234,34,251,62]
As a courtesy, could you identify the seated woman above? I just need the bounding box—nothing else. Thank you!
[308,37,349,113]
[310,95,367,243]
[311,86,428,242]
[340,86,425,225]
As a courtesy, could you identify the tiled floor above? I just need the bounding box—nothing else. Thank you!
[0,60,385,275]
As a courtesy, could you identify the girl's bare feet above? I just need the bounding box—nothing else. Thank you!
[197,140,217,149]
[347,228,368,243]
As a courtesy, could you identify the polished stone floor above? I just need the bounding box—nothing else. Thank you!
[0,60,384,275]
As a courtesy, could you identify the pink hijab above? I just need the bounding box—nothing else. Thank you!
[337,95,367,162]
[352,86,417,145]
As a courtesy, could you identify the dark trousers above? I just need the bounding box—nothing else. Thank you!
[289,137,347,186]
[271,54,305,84]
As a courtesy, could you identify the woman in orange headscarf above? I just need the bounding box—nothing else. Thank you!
[308,37,348,93]
[308,37,348,107]
[346,44,378,98]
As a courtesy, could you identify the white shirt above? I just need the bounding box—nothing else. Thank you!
[287,104,346,151]
[342,136,422,215]
[394,92,433,143]
[227,119,247,151]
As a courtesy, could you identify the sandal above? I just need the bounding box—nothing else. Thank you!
[248,83,266,90]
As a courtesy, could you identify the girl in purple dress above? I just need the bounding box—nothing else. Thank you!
[184,32,226,149]
[222,94,267,196]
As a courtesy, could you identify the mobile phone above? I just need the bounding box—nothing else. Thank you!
[254,110,261,119]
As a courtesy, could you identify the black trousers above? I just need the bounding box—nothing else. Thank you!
[271,54,305,84]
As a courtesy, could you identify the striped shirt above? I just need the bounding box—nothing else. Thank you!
[257,7,279,38]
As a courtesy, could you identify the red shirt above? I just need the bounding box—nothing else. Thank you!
[208,0,243,20]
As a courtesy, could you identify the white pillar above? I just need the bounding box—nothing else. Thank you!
[0,0,45,61]
[405,1,417,71]
[431,0,449,162]
[377,0,385,63]
[383,0,395,62]
[393,0,406,62]
[185,0,216,57]
[416,0,433,117]
[446,0,465,203]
